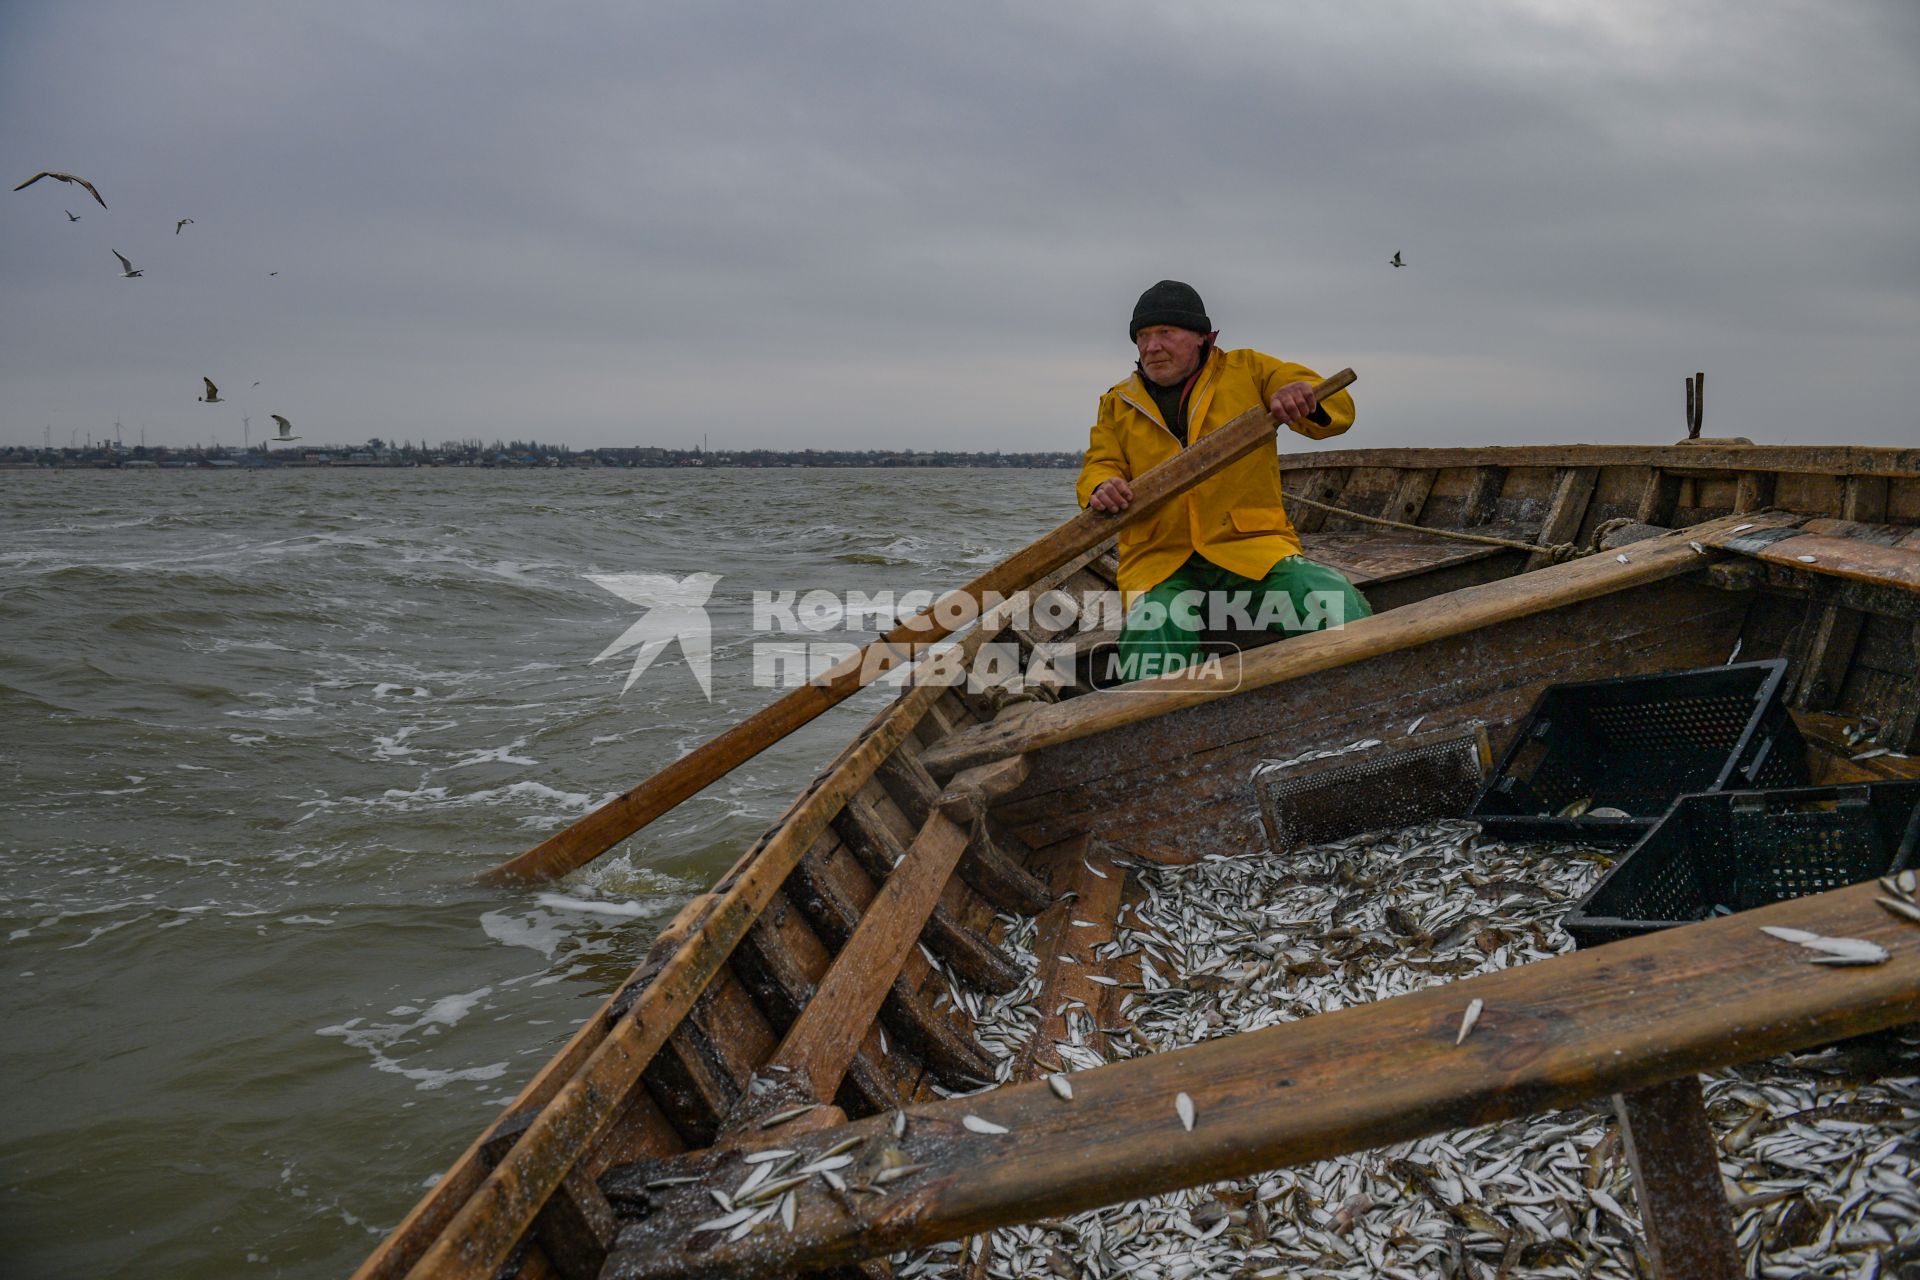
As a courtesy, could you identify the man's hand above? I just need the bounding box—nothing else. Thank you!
[1088,477,1133,513]
[1269,381,1319,423]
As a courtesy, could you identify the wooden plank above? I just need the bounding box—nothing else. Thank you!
[598,877,1920,1278]
[832,797,1024,996]
[771,811,978,1099]
[1273,442,1920,479]
[1382,468,1437,525]
[1612,1077,1741,1280]
[530,1169,620,1280]
[1460,465,1507,526]
[1301,531,1503,587]
[782,840,993,1093]
[1791,604,1865,711]
[920,512,1787,779]
[1791,479,1892,709]
[727,896,903,1117]
[1734,469,1777,514]
[1705,526,1920,593]
[1525,465,1599,569]
[1015,840,1126,1077]
[876,750,1053,915]
[1635,466,1682,526]
[1889,623,1920,753]
[1283,467,1349,535]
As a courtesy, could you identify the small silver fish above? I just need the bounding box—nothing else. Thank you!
[692,1207,754,1234]
[1176,1092,1196,1132]
[1456,998,1484,1045]
[873,1163,929,1185]
[760,1105,818,1129]
[1878,896,1920,925]
[963,1114,1010,1135]
[1048,1073,1074,1100]
[1762,925,1889,964]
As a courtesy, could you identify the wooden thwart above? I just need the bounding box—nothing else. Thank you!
[599,878,1920,1279]
[1704,526,1920,593]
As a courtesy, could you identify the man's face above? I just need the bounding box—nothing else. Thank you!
[1136,325,1206,386]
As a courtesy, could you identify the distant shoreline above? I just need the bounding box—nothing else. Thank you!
[1,448,1082,472]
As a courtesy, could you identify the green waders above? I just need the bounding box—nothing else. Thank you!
[1111,552,1372,682]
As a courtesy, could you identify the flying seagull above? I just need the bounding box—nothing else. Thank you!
[65,209,80,222]
[14,170,108,209]
[199,378,222,404]
[112,250,143,278]
[271,414,299,441]
[175,218,193,235]
[1390,251,1405,268]
[251,381,260,388]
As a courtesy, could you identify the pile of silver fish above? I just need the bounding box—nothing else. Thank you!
[899,819,1920,1279]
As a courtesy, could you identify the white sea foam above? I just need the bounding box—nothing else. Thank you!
[533,893,669,920]
[315,985,508,1088]
[445,738,539,769]
[479,909,569,959]
[371,683,430,700]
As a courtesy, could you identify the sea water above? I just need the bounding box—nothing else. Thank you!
[0,466,1066,1277]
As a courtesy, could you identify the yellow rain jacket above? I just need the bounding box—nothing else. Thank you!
[1075,346,1355,595]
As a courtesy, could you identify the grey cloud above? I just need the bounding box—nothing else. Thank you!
[2,0,1914,450]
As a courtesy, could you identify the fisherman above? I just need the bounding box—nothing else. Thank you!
[1077,279,1372,681]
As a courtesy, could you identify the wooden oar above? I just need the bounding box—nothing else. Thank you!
[475,368,1356,885]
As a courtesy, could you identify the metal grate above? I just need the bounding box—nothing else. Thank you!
[1254,728,1491,854]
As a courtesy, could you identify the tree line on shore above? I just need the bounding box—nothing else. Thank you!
[3,439,1082,469]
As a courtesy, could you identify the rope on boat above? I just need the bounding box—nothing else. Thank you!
[1282,491,1593,564]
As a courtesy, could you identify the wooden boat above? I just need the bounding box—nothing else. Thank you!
[356,439,1920,1280]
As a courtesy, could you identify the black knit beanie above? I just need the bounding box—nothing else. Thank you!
[1129,280,1211,340]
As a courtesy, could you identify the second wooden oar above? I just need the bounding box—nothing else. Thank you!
[475,368,1357,885]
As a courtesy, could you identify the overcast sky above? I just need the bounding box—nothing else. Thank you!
[3,0,1916,453]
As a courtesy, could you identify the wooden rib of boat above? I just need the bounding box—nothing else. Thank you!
[355,440,1920,1280]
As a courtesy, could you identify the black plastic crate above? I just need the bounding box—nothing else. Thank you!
[1565,781,1920,947]
[1468,659,1809,843]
